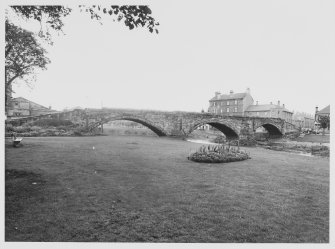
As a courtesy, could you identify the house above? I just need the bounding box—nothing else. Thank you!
[7,97,57,118]
[208,88,254,116]
[208,88,293,123]
[292,112,315,129]
[244,101,293,123]
[315,105,330,120]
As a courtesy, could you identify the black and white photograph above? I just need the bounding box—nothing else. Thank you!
[2,0,333,245]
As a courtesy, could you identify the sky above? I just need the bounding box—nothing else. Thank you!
[6,0,335,114]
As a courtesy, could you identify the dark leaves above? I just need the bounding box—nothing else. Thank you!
[80,5,159,33]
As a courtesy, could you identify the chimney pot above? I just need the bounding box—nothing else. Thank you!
[215,91,221,98]
[246,87,250,94]
[229,90,234,94]
[256,101,258,105]
[315,106,319,113]
[278,100,280,106]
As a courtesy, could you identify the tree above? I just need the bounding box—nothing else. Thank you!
[318,115,330,135]
[5,20,50,112]
[5,5,159,113]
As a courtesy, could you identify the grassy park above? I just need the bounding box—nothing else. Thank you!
[5,135,329,242]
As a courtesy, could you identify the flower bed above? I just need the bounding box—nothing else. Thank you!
[188,144,251,163]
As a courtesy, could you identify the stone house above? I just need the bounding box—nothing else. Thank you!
[292,112,315,129]
[208,88,293,123]
[244,101,293,123]
[208,88,254,116]
[7,97,56,118]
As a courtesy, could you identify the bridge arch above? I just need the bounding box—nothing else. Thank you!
[256,122,283,137]
[89,115,167,137]
[188,120,239,140]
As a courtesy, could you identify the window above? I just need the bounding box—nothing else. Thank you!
[227,101,230,106]
[235,100,237,105]
[14,102,19,106]
[265,112,267,116]
[257,112,259,116]
[227,108,230,113]
[234,107,237,112]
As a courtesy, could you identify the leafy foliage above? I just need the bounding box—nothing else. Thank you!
[31,118,73,127]
[5,20,50,106]
[10,5,159,36]
[318,115,330,129]
[11,6,71,30]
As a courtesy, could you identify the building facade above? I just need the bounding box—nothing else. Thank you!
[208,88,254,116]
[244,101,293,123]
[208,88,293,123]
[292,112,315,129]
[7,97,56,118]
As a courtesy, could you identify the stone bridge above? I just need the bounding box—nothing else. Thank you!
[8,108,298,140]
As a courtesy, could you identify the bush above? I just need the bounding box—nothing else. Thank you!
[12,126,31,133]
[188,144,251,163]
[311,145,329,157]
[5,123,14,132]
[73,128,84,136]
[31,119,73,127]
[213,135,226,144]
[30,126,42,132]
[230,138,256,147]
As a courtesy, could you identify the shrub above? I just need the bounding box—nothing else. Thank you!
[311,145,329,157]
[73,128,84,136]
[32,118,73,127]
[213,135,226,144]
[188,144,251,163]
[30,126,42,132]
[12,126,31,133]
[230,138,256,147]
[5,123,14,132]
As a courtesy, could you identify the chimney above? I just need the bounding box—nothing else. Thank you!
[277,100,280,106]
[229,90,234,95]
[282,104,285,108]
[246,87,250,94]
[215,91,221,98]
[270,102,273,105]
[256,101,258,105]
[49,106,51,110]
[315,106,318,113]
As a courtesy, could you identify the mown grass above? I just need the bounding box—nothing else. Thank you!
[5,135,329,242]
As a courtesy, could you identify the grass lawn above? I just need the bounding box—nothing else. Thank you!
[5,135,329,242]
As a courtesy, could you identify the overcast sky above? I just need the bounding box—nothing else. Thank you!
[8,0,335,114]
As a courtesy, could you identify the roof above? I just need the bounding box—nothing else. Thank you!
[210,92,247,101]
[317,105,330,114]
[11,97,55,111]
[245,104,293,113]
